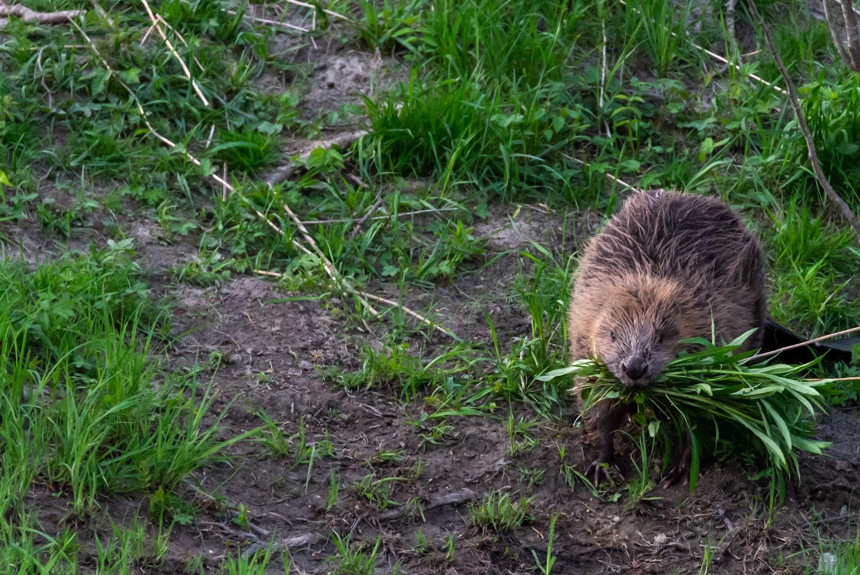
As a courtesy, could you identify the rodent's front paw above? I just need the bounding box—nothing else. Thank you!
[585,456,624,487]
[659,445,693,488]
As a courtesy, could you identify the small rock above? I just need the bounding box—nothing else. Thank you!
[818,552,839,574]
[654,533,668,545]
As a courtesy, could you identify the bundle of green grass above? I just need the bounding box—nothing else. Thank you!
[540,333,833,487]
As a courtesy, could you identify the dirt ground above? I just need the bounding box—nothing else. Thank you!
[150,206,860,575]
[14,11,860,574]
[16,199,856,575]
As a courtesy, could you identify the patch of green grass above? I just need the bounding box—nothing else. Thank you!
[486,245,574,417]
[631,0,694,77]
[0,246,257,521]
[767,199,860,335]
[328,532,382,575]
[531,513,559,575]
[468,491,534,533]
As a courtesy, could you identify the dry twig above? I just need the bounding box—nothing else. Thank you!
[617,0,786,94]
[823,0,853,67]
[285,0,351,22]
[0,5,83,25]
[346,192,385,239]
[360,292,458,340]
[747,325,860,362]
[748,0,860,241]
[264,130,368,186]
[300,207,457,225]
[140,0,209,107]
[838,0,860,70]
[564,154,643,194]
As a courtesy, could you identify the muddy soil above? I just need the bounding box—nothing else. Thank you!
[18,199,859,575]
[13,10,860,575]
[149,205,860,575]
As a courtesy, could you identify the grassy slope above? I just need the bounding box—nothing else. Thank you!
[0,0,859,572]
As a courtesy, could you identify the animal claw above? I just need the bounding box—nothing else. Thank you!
[586,457,624,487]
[660,445,693,488]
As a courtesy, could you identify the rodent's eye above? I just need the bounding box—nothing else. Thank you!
[657,331,665,344]
[610,331,617,342]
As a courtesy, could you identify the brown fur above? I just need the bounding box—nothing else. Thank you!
[568,190,767,472]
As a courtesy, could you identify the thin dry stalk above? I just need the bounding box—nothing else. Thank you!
[564,154,643,193]
[823,0,852,67]
[282,203,450,334]
[140,0,209,107]
[749,0,860,242]
[283,203,347,287]
[360,292,458,340]
[838,0,860,70]
[70,20,239,205]
[346,192,385,239]
[725,0,740,64]
[747,325,860,362]
[229,11,310,33]
[154,14,205,72]
[599,0,611,138]
[285,0,351,22]
[301,208,457,225]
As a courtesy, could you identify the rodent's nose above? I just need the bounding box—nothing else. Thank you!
[623,357,648,381]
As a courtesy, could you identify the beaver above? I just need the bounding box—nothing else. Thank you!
[567,189,767,485]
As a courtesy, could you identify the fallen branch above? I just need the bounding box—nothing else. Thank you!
[747,325,860,362]
[0,5,83,25]
[346,192,385,239]
[748,0,860,242]
[823,0,852,68]
[264,130,368,186]
[564,154,643,194]
[242,532,325,558]
[838,0,860,70]
[228,10,310,33]
[378,488,476,520]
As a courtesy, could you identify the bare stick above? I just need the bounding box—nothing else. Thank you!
[227,10,310,33]
[725,0,740,64]
[0,5,83,24]
[361,292,459,340]
[564,154,643,194]
[140,0,209,107]
[70,20,236,195]
[264,130,368,186]
[838,0,860,70]
[284,0,351,22]
[599,0,611,138]
[823,0,852,68]
[300,207,457,225]
[749,0,860,241]
[155,14,205,72]
[747,325,860,362]
[346,192,385,239]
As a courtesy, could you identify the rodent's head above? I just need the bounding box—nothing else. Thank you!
[592,275,694,389]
